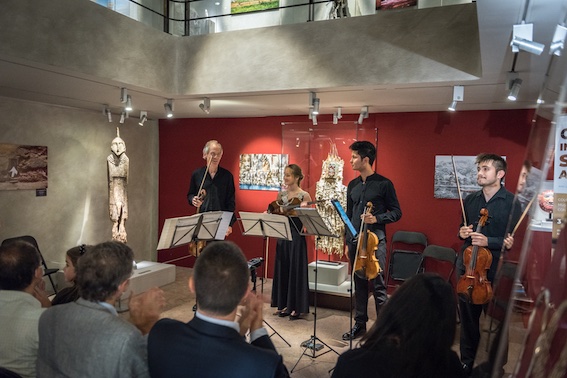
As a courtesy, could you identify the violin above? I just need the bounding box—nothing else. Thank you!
[353,202,381,280]
[267,198,321,216]
[456,208,493,305]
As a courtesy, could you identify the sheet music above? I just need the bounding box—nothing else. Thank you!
[293,208,337,237]
[157,211,233,250]
[239,212,292,241]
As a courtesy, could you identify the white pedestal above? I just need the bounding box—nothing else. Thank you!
[308,260,347,286]
[116,261,176,311]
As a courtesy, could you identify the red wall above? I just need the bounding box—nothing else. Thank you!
[158,110,534,273]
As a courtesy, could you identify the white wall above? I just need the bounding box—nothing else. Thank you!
[0,98,159,269]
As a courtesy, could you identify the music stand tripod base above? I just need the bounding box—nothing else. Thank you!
[300,339,324,351]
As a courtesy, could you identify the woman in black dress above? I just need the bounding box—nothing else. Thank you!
[270,164,312,320]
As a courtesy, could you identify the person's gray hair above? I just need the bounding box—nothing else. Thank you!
[203,140,222,155]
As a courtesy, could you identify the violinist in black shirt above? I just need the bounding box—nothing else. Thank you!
[342,141,402,341]
[187,140,236,236]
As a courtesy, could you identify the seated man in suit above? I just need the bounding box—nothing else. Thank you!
[37,241,165,378]
[0,240,50,378]
[148,241,290,378]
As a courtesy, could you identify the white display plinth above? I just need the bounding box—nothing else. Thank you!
[308,260,347,286]
[116,261,176,311]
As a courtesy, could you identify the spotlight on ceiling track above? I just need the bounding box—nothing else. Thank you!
[550,24,567,56]
[448,85,464,112]
[333,107,342,125]
[103,105,112,123]
[507,78,523,101]
[510,23,545,55]
[138,111,148,126]
[199,97,211,114]
[506,71,522,101]
[119,111,126,124]
[309,92,320,115]
[357,106,369,125]
[164,99,174,118]
[125,95,133,112]
[120,88,128,103]
[312,114,318,126]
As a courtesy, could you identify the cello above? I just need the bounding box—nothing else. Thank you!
[456,208,493,305]
[353,202,381,280]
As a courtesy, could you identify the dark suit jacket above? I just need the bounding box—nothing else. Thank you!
[148,317,289,378]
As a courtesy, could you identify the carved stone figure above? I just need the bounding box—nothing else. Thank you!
[107,128,129,243]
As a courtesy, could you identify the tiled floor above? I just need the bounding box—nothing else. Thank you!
[138,267,528,377]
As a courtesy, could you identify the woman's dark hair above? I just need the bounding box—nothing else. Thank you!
[66,244,91,269]
[286,164,304,186]
[360,273,457,376]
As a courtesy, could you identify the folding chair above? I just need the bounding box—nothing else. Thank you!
[422,245,457,283]
[1,235,59,294]
[385,231,427,294]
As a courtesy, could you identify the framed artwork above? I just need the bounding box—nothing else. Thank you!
[231,0,280,15]
[434,155,507,199]
[0,143,48,190]
[239,153,288,191]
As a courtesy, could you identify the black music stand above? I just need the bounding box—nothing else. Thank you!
[238,211,292,347]
[290,207,339,373]
[157,211,233,261]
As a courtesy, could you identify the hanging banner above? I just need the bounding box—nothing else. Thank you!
[553,115,567,239]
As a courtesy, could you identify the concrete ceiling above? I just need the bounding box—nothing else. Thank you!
[0,0,566,121]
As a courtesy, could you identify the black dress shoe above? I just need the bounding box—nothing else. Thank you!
[462,363,472,377]
[342,323,366,341]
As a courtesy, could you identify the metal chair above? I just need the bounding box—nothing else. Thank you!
[422,245,457,283]
[1,235,58,294]
[385,231,427,294]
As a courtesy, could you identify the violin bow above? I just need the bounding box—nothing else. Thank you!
[451,155,467,227]
[511,195,535,237]
[197,155,213,199]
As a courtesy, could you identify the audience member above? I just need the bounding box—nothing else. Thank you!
[148,241,290,378]
[51,244,90,305]
[332,273,465,378]
[0,240,48,378]
[36,241,165,377]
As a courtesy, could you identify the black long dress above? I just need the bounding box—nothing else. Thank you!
[271,206,310,315]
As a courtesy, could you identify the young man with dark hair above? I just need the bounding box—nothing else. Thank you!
[457,153,521,376]
[148,241,290,378]
[37,241,165,378]
[342,141,402,341]
[0,240,49,377]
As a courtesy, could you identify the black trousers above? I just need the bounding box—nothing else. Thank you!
[459,297,484,366]
[348,238,388,325]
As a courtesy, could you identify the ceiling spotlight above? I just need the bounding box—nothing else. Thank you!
[103,105,112,123]
[138,111,148,126]
[550,24,567,56]
[358,106,369,125]
[309,92,320,115]
[507,78,522,101]
[312,114,318,126]
[125,95,133,112]
[119,111,126,124]
[333,113,338,125]
[312,98,320,115]
[511,23,545,55]
[164,99,174,118]
[199,97,211,114]
[448,85,464,112]
[120,88,128,103]
[336,107,342,119]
